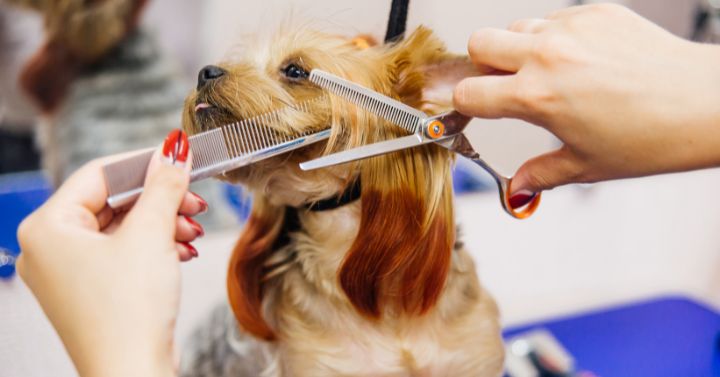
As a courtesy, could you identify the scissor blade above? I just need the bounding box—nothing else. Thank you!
[309,69,428,134]
[300,134,424,170]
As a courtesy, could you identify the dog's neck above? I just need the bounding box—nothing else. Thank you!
[263,181,363,286]
[295,199,362,295]
[273,180,362,248]
[265,191,363,302]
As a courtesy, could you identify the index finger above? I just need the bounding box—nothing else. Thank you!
[468,28,534,73]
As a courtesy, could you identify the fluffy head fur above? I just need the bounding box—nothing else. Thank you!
[182,26,476,341]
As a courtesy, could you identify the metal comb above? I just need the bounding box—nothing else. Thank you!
[103,97,330,209]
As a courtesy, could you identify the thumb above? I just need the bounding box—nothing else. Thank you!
[122,130,191,239]
[510,147,582,196]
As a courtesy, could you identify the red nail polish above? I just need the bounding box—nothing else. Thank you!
[509,190,537,209]
[190,192,209,214]
[162,129,189,166]
[181,242,198,258]
[184,216,204,237]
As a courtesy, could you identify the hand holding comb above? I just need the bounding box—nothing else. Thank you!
[102,98,330,209]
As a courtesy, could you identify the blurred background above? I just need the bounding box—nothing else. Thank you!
[2,0,720,376]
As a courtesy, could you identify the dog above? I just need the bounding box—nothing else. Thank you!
[180,26,504,377]
[8,0,188,186]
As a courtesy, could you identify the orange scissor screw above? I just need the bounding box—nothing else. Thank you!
[427,120,445,139]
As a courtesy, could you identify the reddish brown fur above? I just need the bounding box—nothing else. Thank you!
[228,190,453,339]
[339,189,453,318]
[227,201,286,341]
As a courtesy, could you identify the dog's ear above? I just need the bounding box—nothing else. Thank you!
[383,26,480,113]
[227,197,287,341]
[19,40,82,113]
[350,34,378,50]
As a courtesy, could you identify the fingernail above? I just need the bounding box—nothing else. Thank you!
[190,192,209,214]
[509,189,537,209]
[184,216,204,238]
[181,242,198,258]
[162,129,189,167]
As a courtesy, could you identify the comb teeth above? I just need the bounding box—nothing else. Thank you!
[308,69,425,134]
[103,96,330,208]
[188,96,327,179]
[104,149,155,198]
[191,128,230,174]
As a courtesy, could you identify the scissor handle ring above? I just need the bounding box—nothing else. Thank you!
[503,191,541,219]
[498,177,541,219]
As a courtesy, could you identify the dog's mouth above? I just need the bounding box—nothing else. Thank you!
[193,99,231,117]
[192,98,240,132]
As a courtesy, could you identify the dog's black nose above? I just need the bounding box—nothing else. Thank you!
[197,65,226,89]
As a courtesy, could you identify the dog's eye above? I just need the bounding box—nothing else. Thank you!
[281,63,309,81]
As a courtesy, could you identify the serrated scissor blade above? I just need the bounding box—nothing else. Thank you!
[308,69,428,134]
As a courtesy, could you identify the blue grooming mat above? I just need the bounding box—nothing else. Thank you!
[0,172,52,279]
[503,296,720,377]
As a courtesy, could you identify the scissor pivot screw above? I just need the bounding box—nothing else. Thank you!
[427,120,445,139]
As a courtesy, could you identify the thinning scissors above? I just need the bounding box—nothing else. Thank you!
[300,69,541,219]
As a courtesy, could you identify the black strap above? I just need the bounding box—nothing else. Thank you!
[305,180,362,212]
[270,180,360,253]
[384,0,410,43]
[271,207,302,251]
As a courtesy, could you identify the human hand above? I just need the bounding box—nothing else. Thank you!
[16,130,206,377]
[454,4,720,201]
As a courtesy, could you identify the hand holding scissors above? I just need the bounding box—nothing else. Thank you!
[300,70,541,219]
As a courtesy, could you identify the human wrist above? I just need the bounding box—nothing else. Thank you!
[657,40,720,173]
[82,355,175,377]
[73,338,175,377]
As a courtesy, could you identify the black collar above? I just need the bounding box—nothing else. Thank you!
[305,179,361,212]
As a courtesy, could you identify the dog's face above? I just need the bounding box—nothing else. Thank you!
[181,27,472,207]
[182,29,382,206]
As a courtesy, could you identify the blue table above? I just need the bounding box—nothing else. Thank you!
[0,172,51,278]
[503,296,720,377]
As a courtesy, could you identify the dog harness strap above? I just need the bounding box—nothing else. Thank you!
[305,179,362,212]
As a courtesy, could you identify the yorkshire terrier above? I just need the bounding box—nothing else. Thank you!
[181,26,504,377]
